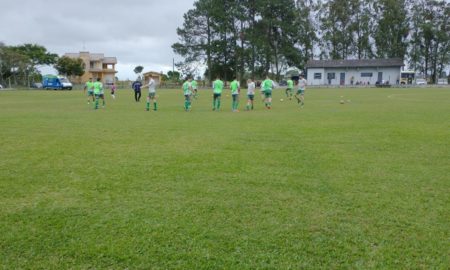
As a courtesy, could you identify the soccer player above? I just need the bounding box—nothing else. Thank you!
[132,80,142,102]
[93,78,104,109]
[182,77,193,111]
[212,76,224,111]
[261,75,274,109]
[230,77,240,112]
[246,78,255,110]
[110,83,116,100]
[295,74,307,107]
[191,79,199,99]
[83,78,95,104]
[142,77,157,111]
[286,78,294,100]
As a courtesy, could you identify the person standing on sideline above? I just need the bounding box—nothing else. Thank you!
[261,75,274,109]
[83,78,95,104]
[132,80,142,102]
[230,77,240,112]
[142,77,157,111]
[182,77,193,111]
[286,78,294,100]
[246,78,256,111]
[110,83,116,100]
[295,74,307,107]
[93,78,105,109]
[191,79,199,99]
[212,76,224,111]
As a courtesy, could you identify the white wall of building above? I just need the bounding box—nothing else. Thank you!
[307,67,401,86]
[307,68,325,86]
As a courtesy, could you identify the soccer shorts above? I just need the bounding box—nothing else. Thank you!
[247,94,254,100]
[148,92,156,98]
[87,90,94,96]
[297,89,305,95]
[213,93,221,99]
[264,91,272,98]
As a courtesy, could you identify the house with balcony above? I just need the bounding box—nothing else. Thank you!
[64,52,118,85]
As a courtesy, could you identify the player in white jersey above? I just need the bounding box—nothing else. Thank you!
[142,78,157,111]
[295,75,307,107]
[246,78,256,110]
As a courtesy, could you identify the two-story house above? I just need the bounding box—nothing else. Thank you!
[64,52,118,85]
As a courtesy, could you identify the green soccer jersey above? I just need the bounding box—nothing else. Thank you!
[183,81,192,95]
[213,80,224,94]
[86,81,94,91]
[230,80,239,95]
[191,80,198,89]
[262,79,273,92]
[93,81,103,94]
[287,79,293,89]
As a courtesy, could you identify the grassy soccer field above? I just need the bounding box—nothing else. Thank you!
[0,88,449,269]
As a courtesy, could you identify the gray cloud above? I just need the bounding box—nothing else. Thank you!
[0,0,195,79]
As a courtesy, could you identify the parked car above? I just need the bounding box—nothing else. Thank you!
[416,78,427,85]
[43,75,73,90]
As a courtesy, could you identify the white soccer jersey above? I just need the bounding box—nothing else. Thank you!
[148,79,156,93]
[247,82,255,95]
[298,79,307,90]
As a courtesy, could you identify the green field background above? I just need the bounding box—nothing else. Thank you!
[0,88,449,269]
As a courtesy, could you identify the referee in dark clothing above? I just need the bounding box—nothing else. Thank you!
[132,80,142,102]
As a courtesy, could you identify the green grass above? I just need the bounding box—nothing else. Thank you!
[0,88,449,269]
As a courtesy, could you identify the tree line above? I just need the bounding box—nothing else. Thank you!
[173,0,449,83]
[0,43,85,87]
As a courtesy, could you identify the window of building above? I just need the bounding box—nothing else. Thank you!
[361,72,373,77]
[314,73,322,79]
[327,73,335,79]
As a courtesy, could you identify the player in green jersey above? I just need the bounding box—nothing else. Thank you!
[230,77,240,112]
[182,78,193,111]
[212,76,224,111]
[83,78,95,104]
[93,78,104,109]
[261,75,274,109]
[191,79,199,99]
[286,78,294,100]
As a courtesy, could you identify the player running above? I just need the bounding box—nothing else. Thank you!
[212,76,224,111]
[93,78,104,109]
[142,77,157,111]
[83,78,95,104]
[110,83,116,100]
[295,74,307,107]
[261,75,274,109]
[182,77,193,111]
[286,78,294,100]
[246,78,256,110]
[230,77,240,112]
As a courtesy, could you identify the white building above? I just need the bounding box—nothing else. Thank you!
[305,59,404,86]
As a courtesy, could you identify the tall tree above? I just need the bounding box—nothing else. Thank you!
[374,0,409,59]
[54,56,85,77]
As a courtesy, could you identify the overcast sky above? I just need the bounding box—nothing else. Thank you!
[0,0,196,80]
